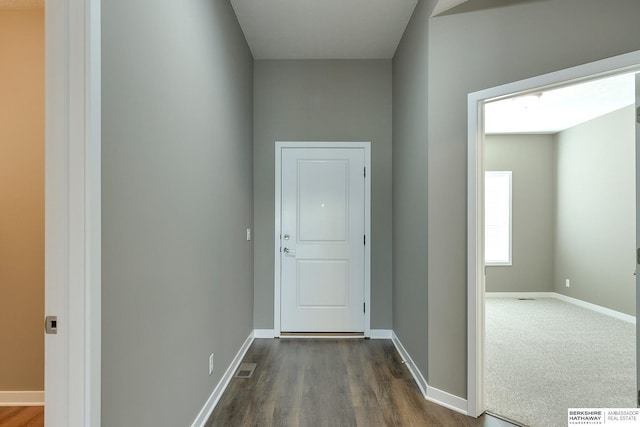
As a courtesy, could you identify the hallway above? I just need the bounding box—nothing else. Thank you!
[207,339,515,427]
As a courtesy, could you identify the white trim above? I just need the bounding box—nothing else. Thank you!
[274,143,282,337]
[425,386,468,416]
[467,81,486,418]
[279,334,365,339]
[391,332,427,397]
[467,50,640,418]
[190,332,255,427]
[0,391,45,406]
[486,291,637,324]
[363,145,372,338]
[86,1,102,425]
[45,0,101,426]
[253,329,276,339]
[391,332,468,415]
[273,141,372,337]
[485,292,555,299]
[369,329,393,339]
[553,293,636,324]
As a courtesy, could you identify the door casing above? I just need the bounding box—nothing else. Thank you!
[274,141,371,337]
[467,50,640,417]
[45,0,101,425]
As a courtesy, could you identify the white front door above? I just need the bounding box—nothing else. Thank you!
[280,147,366,332]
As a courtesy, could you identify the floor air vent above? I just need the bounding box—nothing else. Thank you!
[235,363,257,379]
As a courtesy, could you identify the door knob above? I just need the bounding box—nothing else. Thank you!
[283,247,296,255]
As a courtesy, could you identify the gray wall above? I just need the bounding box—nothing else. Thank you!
[101,1,254,426]
[485,134,555,292]
[253,60,393,330]
[554,106,636,315]
[394,0,640,399]
[392,0,437,384]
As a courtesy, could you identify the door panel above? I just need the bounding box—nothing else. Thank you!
[298,160,348,242]
[298,260,348,307]
[281,148,365,332]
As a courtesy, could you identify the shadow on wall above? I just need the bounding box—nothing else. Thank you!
[437,0,553,16]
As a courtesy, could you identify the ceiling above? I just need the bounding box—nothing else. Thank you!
[432,0,469,16]
[484,73,636,134]
[0,0,42,9]
[6,0,629,132]
[230,0,418,59]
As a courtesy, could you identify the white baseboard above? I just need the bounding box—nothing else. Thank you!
[553,293,636,324]
[391,332,427,397]
[425,385,468,415]
[369,329,393,339]
[486,291,636,324]
[256,329,392,339]
[279,334,365,339]
[0,391,44,406]
[190,331,255,427]
[391,332,468,416]
[485,292,555,299]
[253,329,276,338]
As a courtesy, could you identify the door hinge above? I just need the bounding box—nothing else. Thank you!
[364,303,366,313]
[637,248,640,265]
[637,390,640,407]
[364,167,366,178]
[363,235,366,246]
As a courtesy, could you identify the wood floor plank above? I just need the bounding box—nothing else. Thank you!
[0,406,44,427]
[207,339,517,427]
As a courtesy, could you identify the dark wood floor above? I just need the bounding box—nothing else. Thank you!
[207,339,517,427]
[0,406,43,427]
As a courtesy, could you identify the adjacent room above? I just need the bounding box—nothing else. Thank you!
[0,1,45,425]
[483,73,637,426]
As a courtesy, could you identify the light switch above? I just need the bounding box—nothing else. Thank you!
[246,228,251,241]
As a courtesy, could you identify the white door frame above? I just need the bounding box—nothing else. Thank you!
[467,50,640,417]
[45,0,101,426]
[274,141,371,337]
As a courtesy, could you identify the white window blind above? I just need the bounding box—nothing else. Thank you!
[485,171,512,266]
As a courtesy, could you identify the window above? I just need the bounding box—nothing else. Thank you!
[485,171,512,266]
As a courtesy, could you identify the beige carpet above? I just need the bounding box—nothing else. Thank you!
[485,297,636,427]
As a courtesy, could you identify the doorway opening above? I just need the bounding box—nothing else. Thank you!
[484,73,636,426]
[467,50,640,421]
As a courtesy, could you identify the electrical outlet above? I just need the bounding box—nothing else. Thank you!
[209,353,214,376]
[565,279,570,288]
